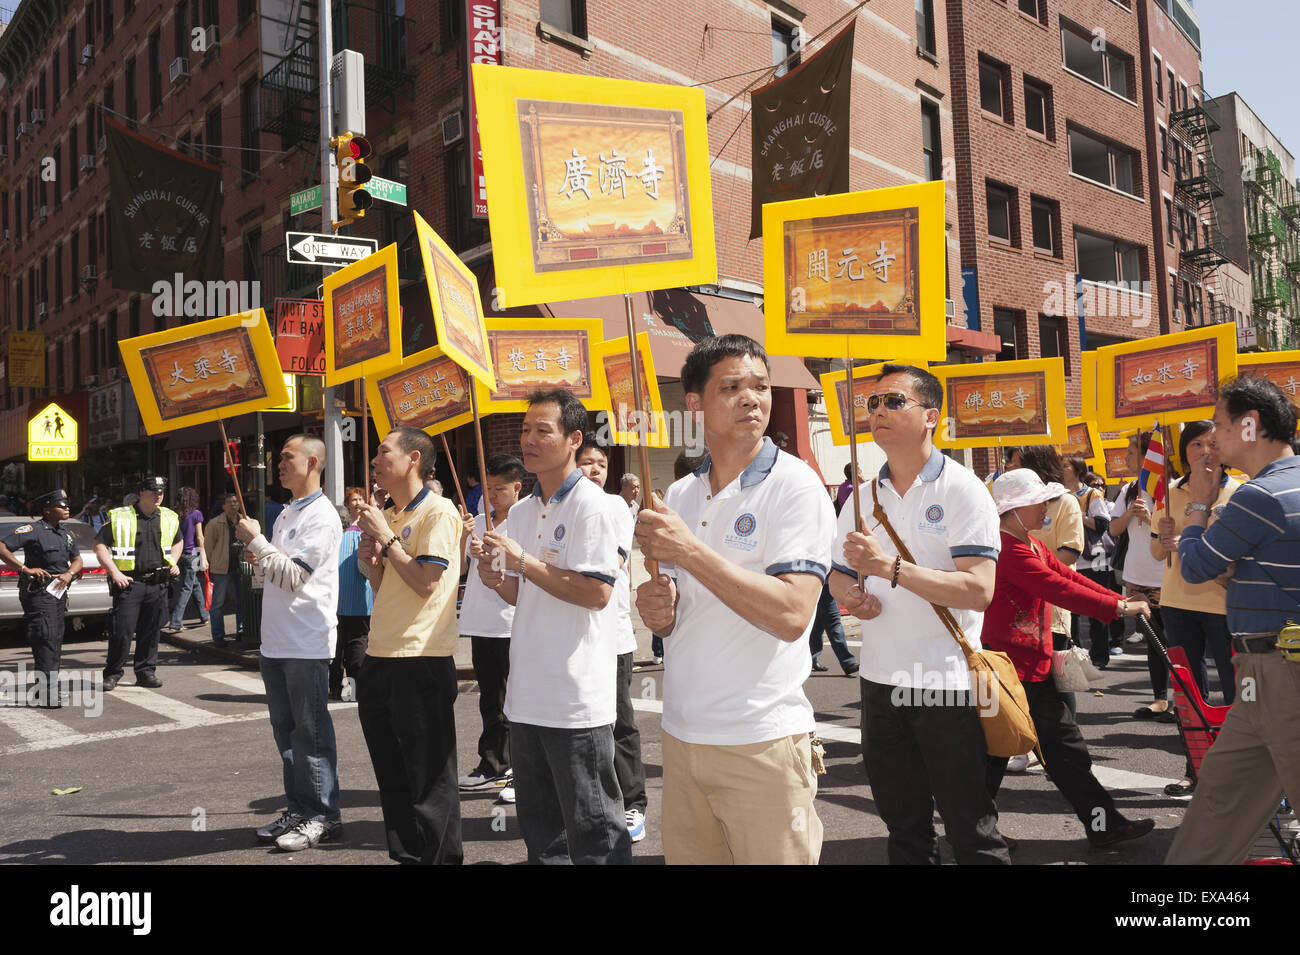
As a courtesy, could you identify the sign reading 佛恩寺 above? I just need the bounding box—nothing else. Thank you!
[28,402,79,461]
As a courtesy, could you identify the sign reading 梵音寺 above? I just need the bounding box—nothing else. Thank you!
[28,402,79,461]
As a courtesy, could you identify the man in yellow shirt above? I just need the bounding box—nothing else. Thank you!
[356,426,464,865]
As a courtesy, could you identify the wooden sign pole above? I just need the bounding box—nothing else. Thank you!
[624,291,659,578]
[218,418,248,519]
[845,353,865,589]
[469,383,494,533]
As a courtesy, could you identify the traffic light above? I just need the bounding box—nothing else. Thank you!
[331,132,373,227]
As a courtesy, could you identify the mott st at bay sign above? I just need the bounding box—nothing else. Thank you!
[28,402,79,461]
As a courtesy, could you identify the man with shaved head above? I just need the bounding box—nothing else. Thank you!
[236,433,344,852]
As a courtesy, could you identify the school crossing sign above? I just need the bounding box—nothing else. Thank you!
[28,402,79,461]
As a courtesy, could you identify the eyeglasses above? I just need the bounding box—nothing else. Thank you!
[865,392,923,414]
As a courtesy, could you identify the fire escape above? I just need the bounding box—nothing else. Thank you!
[1244,143,1299,349]
[1169,87,1231,331]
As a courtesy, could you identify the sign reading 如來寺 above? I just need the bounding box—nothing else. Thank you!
[1095,324,1238,431]
[28,402,79,461]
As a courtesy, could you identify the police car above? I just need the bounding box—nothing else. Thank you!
[0,518,112,634]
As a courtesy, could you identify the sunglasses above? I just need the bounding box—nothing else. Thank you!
[865,392,923,413]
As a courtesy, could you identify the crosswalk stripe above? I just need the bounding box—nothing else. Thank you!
[200,670,267,695]
[0,707,84,745]
[0,711,271,757]
[110,686,225,726]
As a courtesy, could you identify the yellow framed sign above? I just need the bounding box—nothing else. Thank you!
[413,211,495,390]
[474,318,609,414]
[322,243,404,386]
[597,333,669,448]
[1080,350,1098,419]
[365,345,473,440]
[120,309,290,435]
[819,360,930,446]
[1099,438,1138,483]
[1056,416,1103,471]
[471,63,717,308]
[762,181,947,362]
[934,357,1067,450]
[1237,349,1300,415]
[1095,324,1237,431]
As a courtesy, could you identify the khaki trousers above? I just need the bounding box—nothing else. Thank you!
[1165,651,1300,865]
[662,731,822,865]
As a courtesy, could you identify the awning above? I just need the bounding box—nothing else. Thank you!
[539,289,819,390]
[946,323,1002,354]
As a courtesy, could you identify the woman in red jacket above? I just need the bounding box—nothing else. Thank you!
[986,469,1156,849]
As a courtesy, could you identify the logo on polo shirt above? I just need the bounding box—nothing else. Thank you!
[554,523,566,541]
[925,505,944,523]
[401,525,411,539]
[724,513,759,552]
[734,513,756,537]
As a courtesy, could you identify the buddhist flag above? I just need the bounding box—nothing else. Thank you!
[1139,427,1166,506]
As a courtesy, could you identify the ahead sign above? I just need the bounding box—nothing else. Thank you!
[29,402,79,461]
[286,232,379,267]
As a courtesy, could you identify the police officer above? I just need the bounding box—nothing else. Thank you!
[94,475,182,691]
[0,489,82,707]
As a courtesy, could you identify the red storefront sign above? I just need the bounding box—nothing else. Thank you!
[274,298,326,375]
[466,0,502,219]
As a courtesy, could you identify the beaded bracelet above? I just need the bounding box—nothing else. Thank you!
[890,555,902,588]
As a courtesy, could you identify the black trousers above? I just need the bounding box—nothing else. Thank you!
[861,678,1009,865]
[329,614,371,699]
[358,655,463,864]
[21,589,66,704]
[614,650,647,813]
[104,579,166,680]
[469,635,511,777]
[986,676,1121,839]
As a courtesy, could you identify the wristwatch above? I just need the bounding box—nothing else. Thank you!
[1184,502,1212,516]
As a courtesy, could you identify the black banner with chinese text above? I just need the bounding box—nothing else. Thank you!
[750,21,855,239]
[107,118,224,294]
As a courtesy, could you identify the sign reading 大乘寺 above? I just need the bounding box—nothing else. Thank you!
[28,402,79,461]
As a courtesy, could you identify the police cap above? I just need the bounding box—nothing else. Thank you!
[34,489,70,509]
[139,475,167,493]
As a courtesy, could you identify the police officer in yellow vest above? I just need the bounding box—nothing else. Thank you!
[94,475,182,691]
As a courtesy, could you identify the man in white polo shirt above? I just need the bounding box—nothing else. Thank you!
[355,426,464,865]
[828,364,1009,864]
[235,434,343,853]
[635,335,832,865]
[477,389,628,864]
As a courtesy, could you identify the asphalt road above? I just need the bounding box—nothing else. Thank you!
[1,620,1255,866]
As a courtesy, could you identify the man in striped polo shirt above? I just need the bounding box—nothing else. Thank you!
[1166,375,1300,865]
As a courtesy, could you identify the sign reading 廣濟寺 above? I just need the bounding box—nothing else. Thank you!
[119,309,290,434]
[28,402,79,461]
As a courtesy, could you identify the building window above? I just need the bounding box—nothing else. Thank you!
[1168,67,1177,108]
[1165,198,1175,244]
[915,0,937,56]
[1153,54,1163,103]
[71,226,80,296]
[440,0,463,47]
[979,55,1011,121]
[1068,126,1138,195]
[52,143,62,208]
[994,308,1022,361]
[52,52,61,104]
[986,181,1018,245]
[1031,196,1059,255]
[206,105,222,164]
[67,29,76,88]
[104,0,115,43]
[1039,314,1069,370]
[1023,77,1053,138]
[240,80,259,179]
[55,241,64,304]
[921,100,942,181]
[129,296,140,339]
[1075,230,1142,286]
[540,0,587,40]
[125,56,137,122]
[175,1,189,60]
[1061,19,1132,99]
[771,15,801,77]
[243,228,262,286]
[148,30,162,113]
[238,0,256,23]
[1018,0,1046,25]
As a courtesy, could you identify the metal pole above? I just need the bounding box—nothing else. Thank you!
[320,0,345,505]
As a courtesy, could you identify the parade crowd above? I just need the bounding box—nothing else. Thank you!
[4,334,1298,866]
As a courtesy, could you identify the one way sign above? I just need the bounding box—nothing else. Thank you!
[286,232,379,267]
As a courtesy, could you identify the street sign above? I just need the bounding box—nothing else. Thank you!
[274,298,327,375]
[28,402,79,461]
[290,185,323,216]
[367,176,407,206]
[286,231,379,267]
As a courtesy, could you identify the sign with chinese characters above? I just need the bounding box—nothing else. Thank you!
[1095,324,1237,431]
[87,379,140,449]
[322,244,404,386]
[274,298,326,375]
[474,318,609,414]
[933,357,1067,450]
[118,309,289,434]
[763,182,947,362]
[28,402,79,461]
[818,360,931,447]
[749,21,854,239]
[366,346,474,439]
[471,63,716,306]
[1099,438,1138,483]
[8,331,45,388]
[597,332,668,448]
[1055,417,1103,471]
[1237,349,1300,415]
[413,212,495,389]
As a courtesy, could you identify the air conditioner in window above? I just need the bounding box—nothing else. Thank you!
[1,229,8,241]
[98,135,107,154]
[79,154,96,171]
[38,205,48,221]
[30,108,46,125]
[85,374,98,386]
[107,366,119,380]
[204,25,219,51]
[169,57,190,83]
[81,44,94,65]
[442,112,464,147]
[945,298,956,319]
[16,122,33,138]
[81,265,98,282]
[1174,306,1184,321]
[36,302,48,317]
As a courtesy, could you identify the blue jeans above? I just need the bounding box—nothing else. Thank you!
[809,583,857,671]
[511,721,631,865]
[209,572,242,642]
[260,657,340,821]
[169,553,209,628]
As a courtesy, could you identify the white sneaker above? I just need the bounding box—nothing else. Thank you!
[1006,753,1030,774]
[653,656,663,665]
[496,785,516,805]
[626,808,646,843]
[275,816,342,852]
[458,770,503,792]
